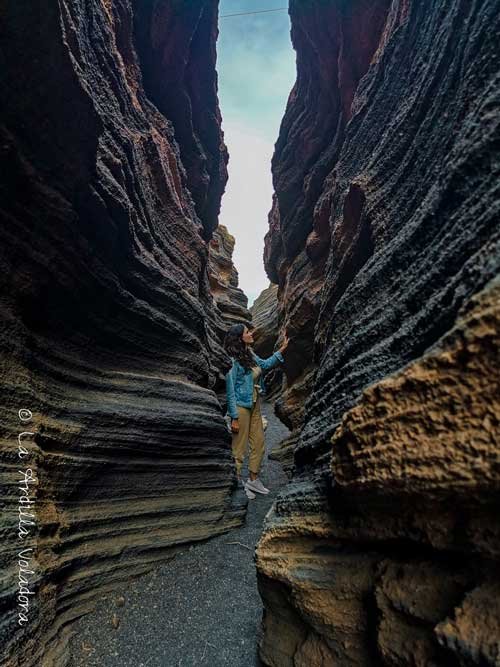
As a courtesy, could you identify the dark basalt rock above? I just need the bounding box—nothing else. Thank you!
[133,0,228,240]
[258,0,500,664]
[0,1,241,665]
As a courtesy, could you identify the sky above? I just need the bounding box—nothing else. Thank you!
[217,1,296,307]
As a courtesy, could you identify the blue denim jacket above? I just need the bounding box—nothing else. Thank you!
[225,349,284,419]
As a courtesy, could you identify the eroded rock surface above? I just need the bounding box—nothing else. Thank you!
[258,0,500,664]
[133,0,228,239]
[0,1,241,665]
[258,281,500,665]
[250,284,283,401]
[251,283,280,359]
[208,224,252,327]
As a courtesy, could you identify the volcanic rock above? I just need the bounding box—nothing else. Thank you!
[0,1,241,665]
[258,0,500,663]
[208,224,252,327]
[251,283,280,359]
[250,283,284,404]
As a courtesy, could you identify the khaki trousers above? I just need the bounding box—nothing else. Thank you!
[231,396,265,476]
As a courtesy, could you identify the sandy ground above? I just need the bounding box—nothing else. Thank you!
[68,399,290,667]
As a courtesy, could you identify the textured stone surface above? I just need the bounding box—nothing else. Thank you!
[258,0,500,664]
[331,280,500,507]
[133,0,228,239]
[66,398,290,667]
[0,1,242,665]
[257,279,500,663]
[250,283,283,402]
[251,283,280,358]
[435,580,500,666]
[208,224,252,327]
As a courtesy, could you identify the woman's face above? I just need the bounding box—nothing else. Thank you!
[242,326,254,344]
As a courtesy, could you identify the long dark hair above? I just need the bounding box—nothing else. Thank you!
[223,323,255,371]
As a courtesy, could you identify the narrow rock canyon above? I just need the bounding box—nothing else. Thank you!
[0,0,498,666]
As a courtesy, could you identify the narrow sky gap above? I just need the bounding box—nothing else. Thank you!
[217,0,296,308]
[221,8,287,18]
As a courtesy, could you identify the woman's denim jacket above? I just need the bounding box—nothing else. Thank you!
[225,350,284,419]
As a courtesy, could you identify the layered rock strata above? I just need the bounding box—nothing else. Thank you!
[258,0,500,664]
[0,1,241,665]
[208,224,252,327]
[250,282,296,472]
[250,283,280,358]
[250,283,282,397]
[133,0,228,239]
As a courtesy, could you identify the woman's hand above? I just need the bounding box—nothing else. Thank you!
[278,333,289,354]
[231,418,239,433]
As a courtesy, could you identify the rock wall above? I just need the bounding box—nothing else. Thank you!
[250,283,282,397]
[258,0,500,664]
[0,1,242,665]
[133,0,228,239]
[250,283,294,471]
[208,224,252,327]
[251,283,280,359]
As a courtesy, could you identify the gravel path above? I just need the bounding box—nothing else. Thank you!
[69,399,289,667]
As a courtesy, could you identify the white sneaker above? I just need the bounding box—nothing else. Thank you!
[244,485,256,500]
[246,478,270,495]
[240,477,256,499]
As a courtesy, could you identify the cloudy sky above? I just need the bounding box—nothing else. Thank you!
[217,1,296,307]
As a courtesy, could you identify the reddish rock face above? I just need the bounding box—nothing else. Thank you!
[265,0,393,279]
[134,0,228,239]
[258,0,500,663]
[0,1,239,664]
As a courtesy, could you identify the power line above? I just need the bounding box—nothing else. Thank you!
[220,7,287,18]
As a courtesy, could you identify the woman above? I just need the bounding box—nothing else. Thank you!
[223,323,288,499]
